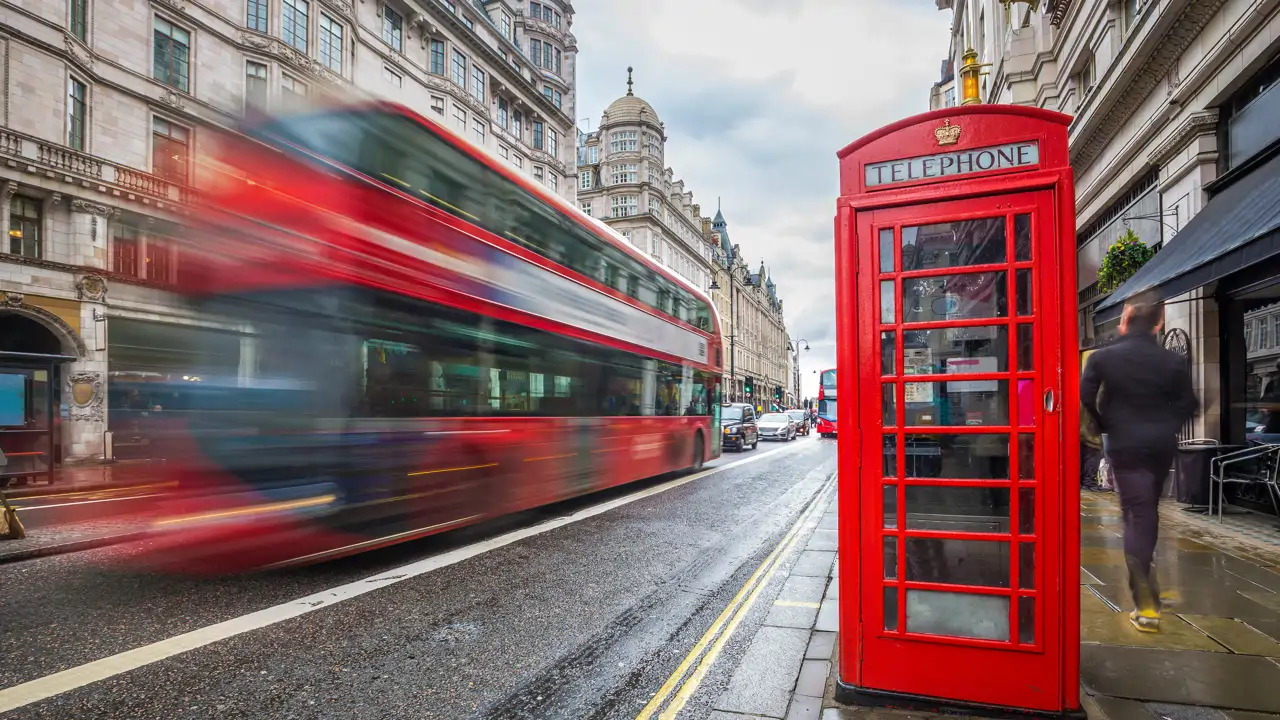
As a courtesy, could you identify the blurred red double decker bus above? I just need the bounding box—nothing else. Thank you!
[138,101,723,572]
[816,368,837,437]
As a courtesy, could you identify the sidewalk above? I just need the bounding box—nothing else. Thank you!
[709,489,1280,720]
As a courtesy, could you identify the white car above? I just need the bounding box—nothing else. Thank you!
[757,413,796,441]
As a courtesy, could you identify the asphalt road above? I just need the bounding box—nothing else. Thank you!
[0,436,837,720]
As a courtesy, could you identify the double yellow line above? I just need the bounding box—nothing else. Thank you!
[635,479,835,720]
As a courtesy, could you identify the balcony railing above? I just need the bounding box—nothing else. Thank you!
[0,128,194,206]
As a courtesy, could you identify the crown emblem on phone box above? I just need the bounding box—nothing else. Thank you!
[935,119,962,146]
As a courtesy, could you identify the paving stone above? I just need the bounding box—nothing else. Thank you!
[1081,645,1280,713]
[806,630,836,660]
[795,659,830,697]
[777,574,827,604]
[715,626,810,718]
[815,596,839,632]
[792,550,835,577]
[709,712,775,720]
[1181,615,1280,656]
[807,529,838,551]
[1087,694,1152,720]
[765,602,819,630]
[1082,611,1226,652]
[786,694,822,720]
[826,577,839,600]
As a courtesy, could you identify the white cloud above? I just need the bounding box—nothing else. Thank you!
[574,0,950,399]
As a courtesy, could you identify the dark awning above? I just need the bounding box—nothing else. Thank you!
[1094,151,1280,323]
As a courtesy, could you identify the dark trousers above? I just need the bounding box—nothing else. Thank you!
[1109,447,1172,612]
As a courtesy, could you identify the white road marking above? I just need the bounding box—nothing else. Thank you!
[14,495,165,512]
[0,440,818,714]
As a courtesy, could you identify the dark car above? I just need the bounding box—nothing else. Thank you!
[721,403,759,451]
[786,409,810,436]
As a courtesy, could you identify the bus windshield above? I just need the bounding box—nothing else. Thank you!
[818,398,837,419]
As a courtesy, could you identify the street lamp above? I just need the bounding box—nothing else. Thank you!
[710,266,755,403]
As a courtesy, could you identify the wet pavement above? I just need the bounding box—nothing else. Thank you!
[1078,492,1280,718]
[0,437,838,719]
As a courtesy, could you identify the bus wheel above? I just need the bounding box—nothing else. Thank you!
[691,434,705,472]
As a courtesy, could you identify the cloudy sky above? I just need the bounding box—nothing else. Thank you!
[573,0,951,400]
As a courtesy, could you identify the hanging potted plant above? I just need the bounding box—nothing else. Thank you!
[1097,228,1155,293]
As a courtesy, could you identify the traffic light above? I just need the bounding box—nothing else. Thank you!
[774,387,783,403]
[744,377,754,398]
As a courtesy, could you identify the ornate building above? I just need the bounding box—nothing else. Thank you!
[576,70,716,294]
[931,0,1280,444]
[707,210,791,409]
[0,0,577,469]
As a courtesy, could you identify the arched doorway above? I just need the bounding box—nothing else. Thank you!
[0,308,81,486]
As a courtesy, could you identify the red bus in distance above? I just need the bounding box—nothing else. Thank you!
[133,101,724,573]
[816,368,837,437]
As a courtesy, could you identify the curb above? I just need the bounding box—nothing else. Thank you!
[0,531,150,564]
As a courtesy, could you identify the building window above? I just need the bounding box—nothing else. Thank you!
[512,110,523,141]
[1078,54,1096,97]
[497,97,509,129]
[498,144,509,159]
[473,116,485,145]
[944,86,956,107]
[282,0,308,52]
[512,154,523,169]
[1261,317,1272,350]
[152,117,189,182]
[553,90,562,109]
[430,39,445,74]
[383,65,402,87]
[7,196,41,259]
[580,201,591,216]
[610,130,637,153]
[319,15,343,73]
[543,42,552,70]
[246,0,267,33]
[588,145,598,164]
[501,12,511,39]
[153,16,191,93]
[547,128,557,156]
[146,236,175,283]
[430,95,445,115]
[579,170,591,190]
[453,105,466,134]
[382,5,403,51]
[68,77,87,151]
[462,14,473,30]
[471,66,486,104]
[533,165,544,183]
[71,0,89,41]
[552,9,561,27]
[530,39,542,67]
[543,85,553,102]
[533,120,543,149]
[452,50,467,87]
[443,0,455,10]
[281,74,308,105]
[112,218,140,276]
[645,133,661,156]
[1124,0,1140,30]
[611,195,638,218]
[649,195,662,213]
[648,171,661,186]
[610,163,637,185]
[530,2,542,20]
[553,47,562,76]
[246,61,268,108]
[547,173,558,192]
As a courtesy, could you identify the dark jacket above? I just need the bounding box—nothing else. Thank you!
[1080,333,1197,454]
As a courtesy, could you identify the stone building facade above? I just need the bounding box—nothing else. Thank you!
[576,71,715,294]
[932,0,1280,443]
[0,0,577,469]
[707,210,791,409]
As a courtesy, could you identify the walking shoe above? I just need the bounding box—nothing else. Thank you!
[1129,609,1160,633]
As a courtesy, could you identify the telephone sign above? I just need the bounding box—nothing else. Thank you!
[833,106,1080,717]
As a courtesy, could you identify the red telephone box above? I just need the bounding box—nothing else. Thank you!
[834,106,1080,716]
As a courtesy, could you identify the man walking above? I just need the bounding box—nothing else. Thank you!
[1081,298,1196,632]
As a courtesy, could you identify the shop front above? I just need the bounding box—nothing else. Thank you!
[1096,57,1280,514]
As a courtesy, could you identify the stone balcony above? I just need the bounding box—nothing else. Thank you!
[0,129,197,211]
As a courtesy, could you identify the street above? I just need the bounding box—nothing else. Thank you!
[0,437,836,719]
